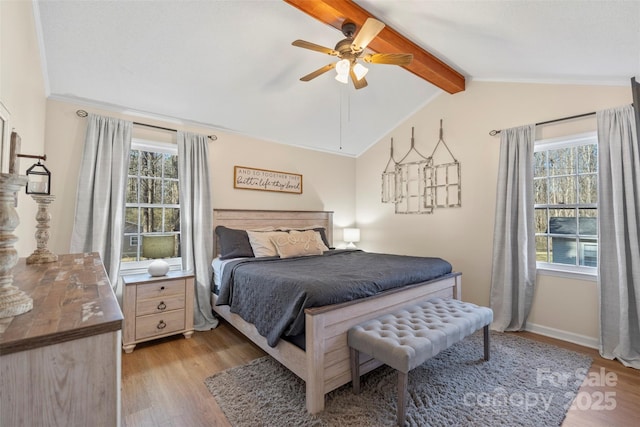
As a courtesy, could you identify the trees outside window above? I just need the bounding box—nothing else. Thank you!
[534,133,598,273]
[122,140,180,264]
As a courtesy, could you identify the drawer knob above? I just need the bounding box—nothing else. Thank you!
[157,301,167,311]
[157,320,167,330]
[160,286,165,291]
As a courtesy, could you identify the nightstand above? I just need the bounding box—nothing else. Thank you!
[121,270,194,353]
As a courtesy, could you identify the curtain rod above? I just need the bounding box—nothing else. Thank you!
[75,109,217,141]
[489,103,636,136]
[488,111,596,136]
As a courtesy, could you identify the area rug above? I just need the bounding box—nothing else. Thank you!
[205,331,592,426]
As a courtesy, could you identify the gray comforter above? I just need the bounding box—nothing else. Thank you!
[216,250,452,347]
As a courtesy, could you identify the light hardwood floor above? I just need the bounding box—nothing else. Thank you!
[122,322,639,426]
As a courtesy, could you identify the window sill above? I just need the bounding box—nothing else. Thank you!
[536,263,597,282]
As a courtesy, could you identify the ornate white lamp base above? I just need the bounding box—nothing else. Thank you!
[26,194,58,265]
[0,173,31,319]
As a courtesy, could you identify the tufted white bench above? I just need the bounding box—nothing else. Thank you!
[348,297,493,426]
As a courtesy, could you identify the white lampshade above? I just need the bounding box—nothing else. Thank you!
[352,63,368,81]
[343,228,360,249]
[335,73,349,84]
[335,59,350,84]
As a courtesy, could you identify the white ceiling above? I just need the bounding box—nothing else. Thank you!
[35,0,640,157]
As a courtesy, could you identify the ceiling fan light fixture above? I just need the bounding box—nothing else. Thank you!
[335,73,349,84]
[335,59,350,84]
[335,59,350,76]
[353,62,368,81]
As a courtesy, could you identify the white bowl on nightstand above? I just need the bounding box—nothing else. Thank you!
[148,259,170,277]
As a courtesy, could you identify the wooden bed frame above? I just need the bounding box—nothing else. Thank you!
[211,209,462,414]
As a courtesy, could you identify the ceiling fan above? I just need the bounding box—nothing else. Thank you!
[292,18,413,90]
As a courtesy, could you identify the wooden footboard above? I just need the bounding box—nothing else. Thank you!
[211,272,461,414]
[304,272,461,413]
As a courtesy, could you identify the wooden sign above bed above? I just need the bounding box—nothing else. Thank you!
[234,165,302,194]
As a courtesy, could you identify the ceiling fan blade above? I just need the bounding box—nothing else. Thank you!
[292,40,339,56]
[351,18,385,51]
[363,53,414,66]
[350,68,368,90]
[300,63,336,81]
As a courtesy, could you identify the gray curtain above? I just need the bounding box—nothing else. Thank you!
[177,131,219,331]
[490,124,536,332]
[597,105,640,368]
[70,113,132,297]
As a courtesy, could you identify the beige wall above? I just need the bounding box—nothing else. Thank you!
[44,99,356,255]
[1,0,46,256]
[356,80,631,345]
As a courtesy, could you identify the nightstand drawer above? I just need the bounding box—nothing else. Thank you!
[136,279,185,300]
[136,294,186,316]
[135,310,185,340]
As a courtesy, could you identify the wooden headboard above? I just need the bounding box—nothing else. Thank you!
[213,209,334,257]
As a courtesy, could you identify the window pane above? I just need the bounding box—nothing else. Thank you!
[535,208,548,233]
[164,154,178,179]
[121,235,138,262]
[549,176,576,204]
[578,144,597,173]
[124,208,139,233]
[128,151,139,175]
[140,207,154,233]
[126,177,138,203]
[536,235,549,262]
[151,208,163,232]
[579,239,598,267]
[578,209,597,236]
[549,209,576,234]
[163,180,179,204]
[549,146,576,176]
[141,151,163,177]
[164,208,180,232]
[534,178,548,204]
[578,174,597,204]
[551,237,577,265]
[534,151,547,178]
[139,178,162,204]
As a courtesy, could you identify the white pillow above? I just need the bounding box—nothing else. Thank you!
[246,230,288,257]
[270,230,325,258]
[276,225,330,249]
[310,231,329,251]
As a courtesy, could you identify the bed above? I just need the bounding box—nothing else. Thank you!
[211,209,462,414]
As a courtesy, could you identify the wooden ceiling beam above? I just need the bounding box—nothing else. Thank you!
[283,0,465,94]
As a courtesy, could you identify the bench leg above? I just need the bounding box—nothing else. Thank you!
[483,325,490,361]
[397,371,408,426]
[350,347,361,394]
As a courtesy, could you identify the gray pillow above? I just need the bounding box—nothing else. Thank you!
[215,226,254,259]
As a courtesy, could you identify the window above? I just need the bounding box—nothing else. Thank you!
[122,139,180,270]
[534,132,598,277]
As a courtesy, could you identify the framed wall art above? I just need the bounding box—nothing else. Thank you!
[234,166,302,194]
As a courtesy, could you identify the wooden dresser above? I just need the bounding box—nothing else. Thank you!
[121,270,194,353]
[0,253,123,427]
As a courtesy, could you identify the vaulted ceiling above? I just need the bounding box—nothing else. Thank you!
[35,1,640,156]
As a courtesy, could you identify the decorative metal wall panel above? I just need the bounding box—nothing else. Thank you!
[381,121,461,214]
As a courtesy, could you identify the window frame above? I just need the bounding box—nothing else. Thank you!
[120,138,182,274]
[534,131,598,281]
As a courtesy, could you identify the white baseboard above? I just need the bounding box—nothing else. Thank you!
[524,322,599,349]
